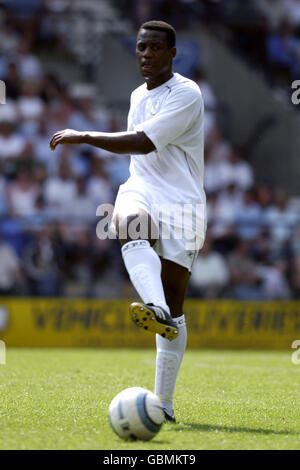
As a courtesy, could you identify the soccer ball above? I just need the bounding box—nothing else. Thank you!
[108,387,165,441]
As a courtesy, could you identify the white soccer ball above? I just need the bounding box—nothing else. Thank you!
[108,387,165,441]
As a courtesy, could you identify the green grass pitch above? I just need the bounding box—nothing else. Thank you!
[0,348,299,450]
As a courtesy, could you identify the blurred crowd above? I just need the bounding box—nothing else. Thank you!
[0,1,131,298]
[0,1,300,300]
[202,0,300,95]
[119,0,300,98]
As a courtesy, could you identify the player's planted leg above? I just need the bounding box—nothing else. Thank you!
[154,260,190,422]
[155,314,187,422]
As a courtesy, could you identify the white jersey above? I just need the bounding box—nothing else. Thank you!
[113,73,206,269]
[127,72,205,206]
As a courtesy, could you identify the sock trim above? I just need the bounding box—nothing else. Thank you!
[121,240,150,254]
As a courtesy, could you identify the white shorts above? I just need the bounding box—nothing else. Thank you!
[112,178,206,272]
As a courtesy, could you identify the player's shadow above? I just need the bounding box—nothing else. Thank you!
[177,423,299,436]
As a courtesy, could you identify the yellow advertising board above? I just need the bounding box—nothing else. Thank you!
[0,298,300,349]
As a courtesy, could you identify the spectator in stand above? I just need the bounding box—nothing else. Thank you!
[227,239,264,299]
[290,253,300,297]
[7,164,40,218]
[204,127,234,194]
[5,0,42,43]
[205,126,232,163]
[266,18,300,82]
[64,176,97,223]
[0,111,29,178]
[43,160,76,218]
[258,0,288,32]
[60,226,93,297]
[264,188,299,246]
[219,146,254,191]
[189,236,230,298]
[32,115,60,175]
[206,190,218,227]
[13,38,42,81]
[290,223,300,254]
[90,249,125,298]
[210,183,243,239]
[67,94,112,177]
[68,94,111,133]
[256,259,291,299]
[285,0,300,32]
[47,101,73,138]
[255,181,273,210]
[18,80,44,137]
[222,0,267,65]
[39,73,65,106]
[235,188,263,240]
[193,68,218,139]
[87,157,114,208]
[204,149,224,194]
[3,62,21,100]
[0,171,8,217]
[0,15,20,59]
[106,153,131,193]
[22,224,64,296]
[0,233,25,295]
[41,0,72,57]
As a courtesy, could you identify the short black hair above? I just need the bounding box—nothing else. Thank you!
[138,20,176,48]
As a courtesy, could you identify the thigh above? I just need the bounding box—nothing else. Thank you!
[113,181,158,246]
[115,209,159,247]
[160,258,190,318]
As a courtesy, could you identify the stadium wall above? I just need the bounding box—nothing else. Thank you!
[0,298,299,349]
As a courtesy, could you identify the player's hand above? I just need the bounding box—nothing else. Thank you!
[49,129,84,150]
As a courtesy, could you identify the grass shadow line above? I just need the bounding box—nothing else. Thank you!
[176,422,299,436]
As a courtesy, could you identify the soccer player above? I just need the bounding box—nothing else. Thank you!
[49,20,206,423]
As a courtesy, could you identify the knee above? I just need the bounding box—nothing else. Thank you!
[115,214,132,244]
[115,212,157,246]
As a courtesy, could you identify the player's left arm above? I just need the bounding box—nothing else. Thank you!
[49,129,155,155]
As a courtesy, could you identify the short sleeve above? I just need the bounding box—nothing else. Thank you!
[134,87,203,152]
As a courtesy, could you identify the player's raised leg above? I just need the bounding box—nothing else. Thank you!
[114,209,179,340]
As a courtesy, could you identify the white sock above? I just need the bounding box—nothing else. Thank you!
[121,240,170,314]
[155,314,187,415]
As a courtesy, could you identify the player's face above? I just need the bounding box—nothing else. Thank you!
[136,29,176,89]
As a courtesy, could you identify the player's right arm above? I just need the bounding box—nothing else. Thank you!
[49,129,155,155]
